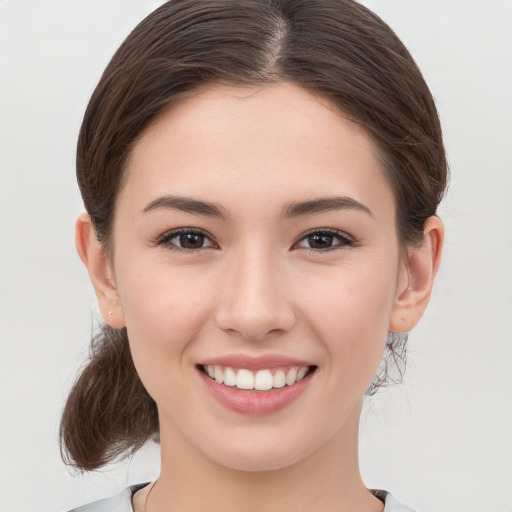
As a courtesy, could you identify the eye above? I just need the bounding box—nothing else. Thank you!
[156,228,216,252]
[295,229,354,251]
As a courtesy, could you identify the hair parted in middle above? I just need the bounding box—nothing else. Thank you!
[61,0,447,471]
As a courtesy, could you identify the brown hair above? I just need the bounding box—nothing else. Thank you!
[61,0,448,470]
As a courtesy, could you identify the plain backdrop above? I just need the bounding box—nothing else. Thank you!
[1,1,511,511]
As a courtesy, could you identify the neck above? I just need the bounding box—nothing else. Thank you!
[150,404,383,512]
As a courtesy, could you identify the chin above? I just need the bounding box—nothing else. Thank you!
[213,449,305,473]
[198,430,321,473]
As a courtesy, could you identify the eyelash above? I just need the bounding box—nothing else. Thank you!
[296,229,355,252]
[155,228,217,253]
[154,228,355,253]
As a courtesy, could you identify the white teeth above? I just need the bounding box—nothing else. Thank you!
[236,369,254,390]
[223,366,237,387]
[203,365,311,390]
[285,367,297,386]
[254,370,273,391]
[296,366,308,381]
[273,370,286,388]
[214,366,223,384]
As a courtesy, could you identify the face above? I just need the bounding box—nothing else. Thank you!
[107,83,409,471]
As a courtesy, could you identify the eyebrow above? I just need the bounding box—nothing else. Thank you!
[141,194,372,219]
[141,195,227,218]
[282,196,372,217]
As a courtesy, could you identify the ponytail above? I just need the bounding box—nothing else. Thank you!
[60,325,158,470]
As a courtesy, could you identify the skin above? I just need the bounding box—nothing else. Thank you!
[77,83,443,512]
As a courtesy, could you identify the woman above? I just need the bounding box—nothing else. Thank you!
[62,1,446,510]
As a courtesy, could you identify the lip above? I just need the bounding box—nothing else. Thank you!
[199,353,312,371]
[196,355,316,415]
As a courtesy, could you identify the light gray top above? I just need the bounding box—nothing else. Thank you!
[67,485,418,512]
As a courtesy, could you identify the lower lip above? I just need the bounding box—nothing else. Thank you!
[198,368,313,415]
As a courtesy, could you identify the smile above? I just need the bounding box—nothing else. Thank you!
[202,364,312,391]
[197,361,317,415]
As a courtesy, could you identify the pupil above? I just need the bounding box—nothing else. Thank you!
[309,234,333,248]
[179,233,203,249]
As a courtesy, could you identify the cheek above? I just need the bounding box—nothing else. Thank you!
[299,261,398,383]
[115,261,216,380]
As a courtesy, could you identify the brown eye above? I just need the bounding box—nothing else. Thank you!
[307,233,335,249]
[158,229,215,251]
[296,230,354,251]
[178,232,206,249]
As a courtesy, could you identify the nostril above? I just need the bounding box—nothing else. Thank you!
[213,280,297,339]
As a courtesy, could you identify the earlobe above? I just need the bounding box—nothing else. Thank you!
[389,216,444,333]
[75,213,126,329]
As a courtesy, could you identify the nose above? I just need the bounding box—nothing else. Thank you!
[214,248,297,341]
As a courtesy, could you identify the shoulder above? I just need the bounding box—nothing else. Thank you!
[372,489,419,512]
[66,484,148,512]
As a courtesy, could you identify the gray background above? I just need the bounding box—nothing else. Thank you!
[1,1,511,510]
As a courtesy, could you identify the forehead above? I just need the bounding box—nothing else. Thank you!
[121,82,394,219]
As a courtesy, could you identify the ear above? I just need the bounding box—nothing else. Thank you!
[75,213,126,329]
[389,216,444,333]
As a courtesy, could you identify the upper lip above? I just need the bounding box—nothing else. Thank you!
[199,353,313,371]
